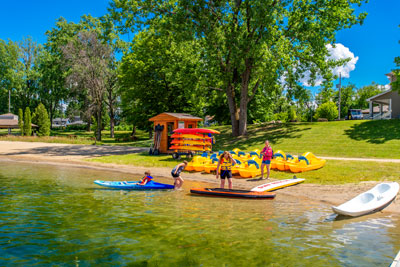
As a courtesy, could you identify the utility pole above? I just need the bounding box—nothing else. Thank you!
[337,73,342,120]
[8,89,11,135]
[8,89,11,113]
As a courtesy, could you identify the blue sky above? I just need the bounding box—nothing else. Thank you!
[0,0,398,90]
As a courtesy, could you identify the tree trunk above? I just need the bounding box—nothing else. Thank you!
[96,107,102,141]
[225,83,240,136]
[109,107,115,138]
[238,63,252,136]
[131,125,136,137]
[49,101,54,130]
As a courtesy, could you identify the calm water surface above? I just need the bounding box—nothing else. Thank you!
[0,160,399,266]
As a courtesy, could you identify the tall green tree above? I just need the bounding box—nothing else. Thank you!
[33,103,50,136]
[62,31,113,141]
[119,29,204,130]
[23,107,32,136]
[17,37,41,110]
[0,39,24,114]
[354,83,382,109]
[110,0,367,136]
[391,27,399,91]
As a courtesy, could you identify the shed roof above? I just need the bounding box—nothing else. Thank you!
[366,90,392,102]
[149,112,202,122]
[0,113,18,120]
[0,113,38,129]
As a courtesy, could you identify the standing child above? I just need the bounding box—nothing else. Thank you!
[260,140,273,180]
[216,151,235,189]
[137,171,153,185]
[171,161,188,189]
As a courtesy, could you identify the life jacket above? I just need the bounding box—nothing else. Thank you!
[220,158,233,170]
[262,147,273,160]
[140,176,153,184]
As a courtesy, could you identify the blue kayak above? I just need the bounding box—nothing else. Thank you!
[94,180,174,190]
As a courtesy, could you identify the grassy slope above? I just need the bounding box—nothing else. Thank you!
[212,119,400,159]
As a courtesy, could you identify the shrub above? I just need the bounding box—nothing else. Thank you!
[23,107,32,136]
[66,124,87,131]
[314,101,338,121]
[274,112,288,122]
[33,103,50,136]
[288,107,297,122]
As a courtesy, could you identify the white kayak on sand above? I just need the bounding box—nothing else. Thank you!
[332,182,399,217]
[251,178,305,192]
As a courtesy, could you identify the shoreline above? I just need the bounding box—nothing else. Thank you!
[2,155,399,215]
[1,141,399,214]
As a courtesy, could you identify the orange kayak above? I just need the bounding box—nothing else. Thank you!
[190,188,276,199]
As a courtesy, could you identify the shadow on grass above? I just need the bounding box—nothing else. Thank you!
[214,122,312,150]
[344,119,400,144]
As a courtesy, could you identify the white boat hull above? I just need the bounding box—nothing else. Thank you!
[332,182,399,217]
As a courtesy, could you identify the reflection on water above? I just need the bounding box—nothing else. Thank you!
[0,160,399,266]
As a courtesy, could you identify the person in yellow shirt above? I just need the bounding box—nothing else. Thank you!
[216,151,235,189]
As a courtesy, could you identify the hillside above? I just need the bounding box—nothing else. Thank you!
[211,119,400,159]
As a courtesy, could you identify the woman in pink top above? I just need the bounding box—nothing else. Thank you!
[260,140,273,180]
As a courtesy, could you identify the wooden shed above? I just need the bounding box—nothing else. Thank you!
[149,113,202,154]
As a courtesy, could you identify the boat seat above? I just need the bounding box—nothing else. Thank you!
[376,183,390,194]
[359,193,374,204]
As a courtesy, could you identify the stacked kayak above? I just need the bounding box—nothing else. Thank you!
[94,180,174,190]
[190,188,276,199]
[169,128,219,152]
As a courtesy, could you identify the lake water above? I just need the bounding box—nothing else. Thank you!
[0,160,399,266]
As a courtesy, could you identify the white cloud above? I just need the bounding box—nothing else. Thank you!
[326,43,358,78]
[299,43,358,87]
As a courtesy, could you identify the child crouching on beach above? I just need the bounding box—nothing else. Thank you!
[171,161,188,189]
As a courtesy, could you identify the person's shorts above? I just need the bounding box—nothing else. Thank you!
[220,170,232,179]
[171,171,180,178]
[262,160,271,165]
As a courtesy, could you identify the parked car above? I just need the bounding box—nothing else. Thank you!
[347,109,363,120]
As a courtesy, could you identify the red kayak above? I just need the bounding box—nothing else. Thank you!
[190,188,276,199]
[173,128,220,134]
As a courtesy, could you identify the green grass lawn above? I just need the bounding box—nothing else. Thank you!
[212,119,400,159]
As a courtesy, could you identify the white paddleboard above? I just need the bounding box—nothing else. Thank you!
[251,178,305,192]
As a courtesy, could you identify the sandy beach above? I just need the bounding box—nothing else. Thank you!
[1,140,399,214]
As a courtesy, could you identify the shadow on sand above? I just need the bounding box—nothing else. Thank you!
[5,145,147,158]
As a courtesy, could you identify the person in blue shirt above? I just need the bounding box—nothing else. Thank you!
[171,161,188,189]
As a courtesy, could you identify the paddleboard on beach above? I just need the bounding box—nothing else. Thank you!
[250,178,305,192]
